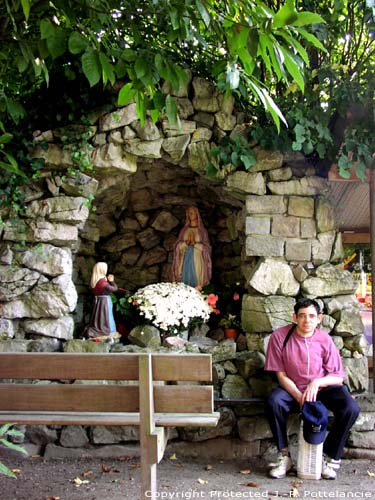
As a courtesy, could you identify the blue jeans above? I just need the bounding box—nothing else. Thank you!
[265,385,360,460]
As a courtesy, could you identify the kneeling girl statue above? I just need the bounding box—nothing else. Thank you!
[85,262,118,339]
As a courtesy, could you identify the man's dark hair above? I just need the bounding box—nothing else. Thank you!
[294,298,321,315]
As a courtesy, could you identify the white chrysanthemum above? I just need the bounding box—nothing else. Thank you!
[132,282,211,334]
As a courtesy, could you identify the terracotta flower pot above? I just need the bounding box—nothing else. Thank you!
[224,328,238,340]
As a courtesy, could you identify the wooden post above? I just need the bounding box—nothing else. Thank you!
[370,169,375,393]
[138,354,166,500]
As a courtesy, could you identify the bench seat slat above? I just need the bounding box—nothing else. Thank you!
[0,411,141,426]
[0,411,220,427]
[155,412,220,427]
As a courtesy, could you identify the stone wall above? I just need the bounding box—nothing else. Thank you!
[0,73,372,458]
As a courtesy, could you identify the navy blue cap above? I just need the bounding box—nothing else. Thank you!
[301,401,328,445]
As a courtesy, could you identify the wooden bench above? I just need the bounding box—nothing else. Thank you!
[0,352,219,500]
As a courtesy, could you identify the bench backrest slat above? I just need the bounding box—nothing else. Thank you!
[152,354,212,382]
[0,353,212,382]
[0,384,213,413]
[0,353,139,380]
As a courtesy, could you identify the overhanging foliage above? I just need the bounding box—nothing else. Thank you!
[0,0,374,209]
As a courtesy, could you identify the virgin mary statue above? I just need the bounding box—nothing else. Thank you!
[172,206,212,288]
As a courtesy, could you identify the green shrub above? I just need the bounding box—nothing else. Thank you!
[0,423,27,478]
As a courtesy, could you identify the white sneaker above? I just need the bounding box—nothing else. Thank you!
[269,454,293,479]
[322,456,341,480]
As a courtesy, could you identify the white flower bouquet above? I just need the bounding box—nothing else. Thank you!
[131,282,212,336]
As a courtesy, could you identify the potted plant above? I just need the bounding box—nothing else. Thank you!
[213,283,244,340]
[131,282,213,339]
[218,313,240,339]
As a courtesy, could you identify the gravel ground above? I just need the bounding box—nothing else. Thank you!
[1,452,375,500]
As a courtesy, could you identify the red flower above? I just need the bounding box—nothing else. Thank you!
[207,293,219,307]
[233,293,240,301]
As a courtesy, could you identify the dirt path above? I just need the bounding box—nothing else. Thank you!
[1,453,375,500]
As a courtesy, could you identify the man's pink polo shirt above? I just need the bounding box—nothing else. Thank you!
[265,324,345,392]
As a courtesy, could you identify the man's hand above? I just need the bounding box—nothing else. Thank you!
[302,379,321,404]
[276,371,304,406]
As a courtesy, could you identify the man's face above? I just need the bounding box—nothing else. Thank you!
[293,305,322,336]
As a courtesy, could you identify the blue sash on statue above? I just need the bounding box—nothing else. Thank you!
[182,245,197,287]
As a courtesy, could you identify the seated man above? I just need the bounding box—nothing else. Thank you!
[265,298,360,480]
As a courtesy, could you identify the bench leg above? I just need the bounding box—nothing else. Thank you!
[140,459,157,500]
[140,428,167,499]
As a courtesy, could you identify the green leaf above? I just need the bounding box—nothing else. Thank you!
[296,28,327,53]
[17,55,28,73]
[247,28,259,58]
[261,88,287,132]
[246,79,285,132]
[205,162,219,179]
[150,109,160,123]
[196,0,211,28]
[121,49,137,62]
[294,123,305,142]
[231,151,239,164]
[338,155,351,178]
[316,143,326,158]
[0,423,16,434]
[169,65,181,92]
[303,141,314,154]
[0,462,16,478]
[46,27,67,59]
[280,47,305,92]
[273,0,298,28]
[174,65,189,88]
[291,12,326,27]
[292,140,302,151]
[68,32,88,54]
[135,90,146,126]
[262,36,284,81]
[114,59,127,79]
[278,32,309,66]
[0,439,27,455]
[37,39,49,60]
[118,82,136,106]
[155,53,168,80]
[169,8,179,30]
[356,161,367,181]
[81,48,101,87]
[0,159,27,178]
[134,58,149,80]
[237,47,256,76]
[5,429,25,438]
[258,35,274,77]
[6,99,26,124]
[210,146,221,157]
[241,154,256,170]
[99,52,115,86]
[0,133,13,144]
[151,90,166,111]
[165,95,179,126]
[20,0,30,21]
[40,20,55,39]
